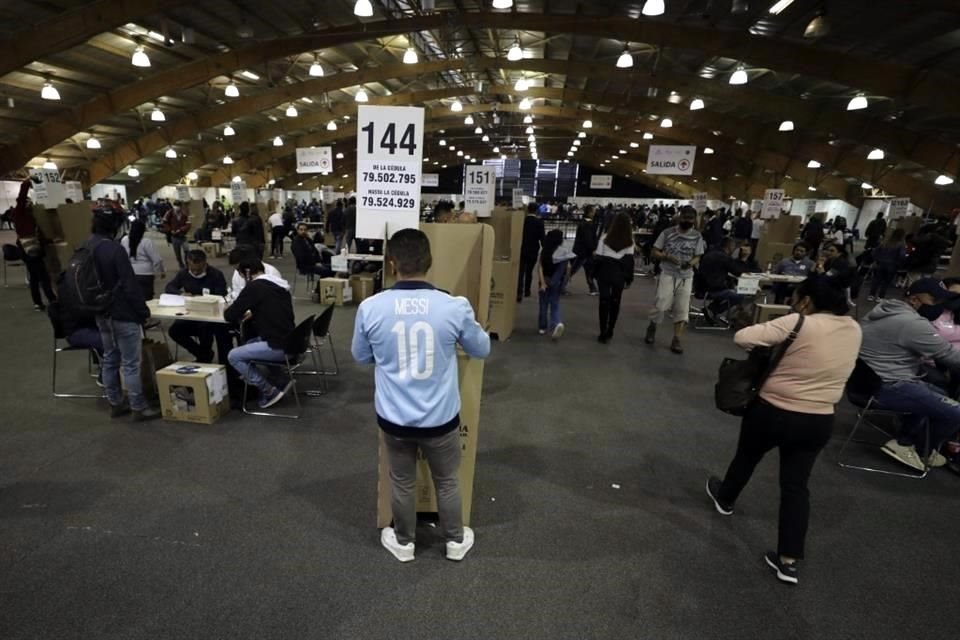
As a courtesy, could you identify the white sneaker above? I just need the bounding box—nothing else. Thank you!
[552,323,565,340]
[445,526,475,561]
[538,329,546,335]
[927,450,948,468]
[881,440,926,472]
[380,526,415,563]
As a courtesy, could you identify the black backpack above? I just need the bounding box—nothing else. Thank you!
[64,238,113,315]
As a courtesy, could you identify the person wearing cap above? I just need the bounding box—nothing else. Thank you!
[858,277,960,471]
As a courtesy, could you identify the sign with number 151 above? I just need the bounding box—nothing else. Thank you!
[356,105,425,239]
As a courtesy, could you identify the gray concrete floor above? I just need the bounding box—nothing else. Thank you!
[0,233,958,639]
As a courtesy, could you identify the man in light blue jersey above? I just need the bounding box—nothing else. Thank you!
[352,228,491,563]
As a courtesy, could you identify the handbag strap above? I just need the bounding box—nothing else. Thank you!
[762,313,805,379]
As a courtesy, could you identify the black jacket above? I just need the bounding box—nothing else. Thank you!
[164,266,227,296]
[699,249,745,292]
[520,215,546,260]
[291,235,320,272]
[89,234,149,323]
[52,273,98,337]
[224,278,295,350]
[733,217,752,240]
[573,218,600,258]
[327,207,345,234]
[234,215,264,247]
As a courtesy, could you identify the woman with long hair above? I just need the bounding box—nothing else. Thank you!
[537,229,572,339]
[594,212,635,343]
[120,218,164,300]
[706,275,861,585]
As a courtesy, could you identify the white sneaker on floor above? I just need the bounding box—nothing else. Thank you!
[445,526,475,561]
[926,450,947,468]
[881,439,926,472]
[538,329,546,335]
[552,323,565,340]
[380,526,415,563]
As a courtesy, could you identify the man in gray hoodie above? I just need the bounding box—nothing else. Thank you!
[859,277,960,472]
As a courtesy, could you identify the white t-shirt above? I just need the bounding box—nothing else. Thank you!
[751,218,765,240]
[268,212,284,228]
[227,262,287,304]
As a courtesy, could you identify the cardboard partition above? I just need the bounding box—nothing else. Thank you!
[484,207,524,341]
[754,303,792,324]
[31,204,63,242]
[756,241,794,270]
[485,206,525,261]
[200,242,221,259]
[349,274,376,303]
[761,215,802,244]
[157,362,231,425]
[57,201,94,250]
[377,222,494,528]
[186,200,204,235]
[319,277,353,306]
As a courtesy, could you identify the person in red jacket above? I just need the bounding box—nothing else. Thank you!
[10,178,55,310]
[162,203,192,270]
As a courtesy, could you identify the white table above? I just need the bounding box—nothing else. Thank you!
[147,300,228,324]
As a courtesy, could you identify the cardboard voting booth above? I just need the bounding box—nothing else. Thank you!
[376,222,494,527]
[756,215,802,269]
[57,201,94,250]
[483,207,524,341]
[157,363,231,425]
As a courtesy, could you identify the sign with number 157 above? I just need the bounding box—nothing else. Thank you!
[356,105,425,239]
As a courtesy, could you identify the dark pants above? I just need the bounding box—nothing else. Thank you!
[596,260,625,337]
[517,255,538,300]
[67,327,104,356]
[23,253,54,307]
[718,399,833,559]
[135,275,156,302]
[169,320,232,364]
[707,289,743,314]
[873,380,960,455]
[171,236,187,269]
[567,255,597,293]
[271,226,285,257]
[773,283,797,305]
[869,266,896,298]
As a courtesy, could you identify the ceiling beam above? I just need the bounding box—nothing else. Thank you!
[7,11,960,175]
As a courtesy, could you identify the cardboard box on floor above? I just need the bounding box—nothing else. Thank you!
[349,274,376,302]
[157,362,231,424]
[483,207,524,341]
[377,222,494,527]
[319,277,353,306]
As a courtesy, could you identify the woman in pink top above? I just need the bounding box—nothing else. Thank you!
[931,278,960,348]
[705,275,862,586]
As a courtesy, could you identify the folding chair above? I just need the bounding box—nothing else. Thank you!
[837,359,928,479]
[2,243,26,287]
[49,311,102,399]
[299,305,340,397]
[241,315,315,419]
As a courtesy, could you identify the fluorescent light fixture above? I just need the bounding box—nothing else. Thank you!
[704,147,714,154]
[660,118,673,128]
[729,67,748,85]
[616,50,634,68]
[286,104,298,117]
[42,159,57,170]
[187,172,198,181]
[127,167,140,177]
[131,46,150,68]
[612,155,620,160]
[150,107,165,121]
[619,149,628,154]
[146,30,166,43]
[710,176,719,181]
[690,98,705,110]
[273,136,283,146]
[518,97,532,110]
[847,94,868,111]
[630,142,639,148]
[232,176,242,183]
[807,160,821,168]
[326,120,337,131]
[223,155,234,164]
[165,147,177,159]
[778,120,794,131]
[643,132,654,140]
[465,115,475,125]
[354,0,373,17]
[808,186,816,191]
[225,82,239,98]
[451,100,463,112]
[355,89,369,102]
[86,136,101,149]
[768,0,796,15]
[514,77,529,91]
[861,182,873,189]
[523,115,533,124]
[336,152,344,159]
[41,82,60,100]
[507,41,523,61]
[583,119,593,128]
[935,174,954,186]
[403,47,418,64]
[492,0,513,8]
[241,70,259,80]
[642,0,665,16]
[301,97,313,103]
[867,148,885,160]
[224,124,235,136]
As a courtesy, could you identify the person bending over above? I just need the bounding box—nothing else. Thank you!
[291,223,333,278]
[164,250,230,363]
[224,257,296,409]
[352,228,490,563]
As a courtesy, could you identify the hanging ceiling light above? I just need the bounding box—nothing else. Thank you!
[690,98,705,111]
[523,115,533,124]
[165,147,177,159]
[731,0,749,14]
[630,142,639,148]
[354,0,374,17]
[127,167,140,178]
[583,119,593,128]
[273,136,283,147]
[403,47,419,64]
[355,89,369,102]
[268,179,276,185]
[336,152,344,159]
[187,171,198,181]
[808,185,817,191]
[642,0,665,16]
[861,182,873,189]
[482,135,490,142]
[232,176,243,184]
[807,160,821,168]
[616,48,634,69]
[643,132,654,140]
[578,131,587,138]
[803,10,830,39]
[224,124,235,136]
[867,148,885,160]
[514,76,530,91]
[150,107,165,122]
[474,126,483,134]
[225,82,240,98]
[778,120,794,131]
[492,0,513,8]
[309,55,324,77]
[573,140,581,146]
[223,155,234,164]
[326,120,337,131]
[660,118,673,128]
[286,104,298,117]
[41,81,60,101]
[847,94,868,111]
[519,97,532,110]
[507,40,523,61]
[439,139,447,146]
[704,147,714,154]
[131,45,151,68]
[465,115,475,125]
[525,126,534,134]
[493,146,500,153]
[86,136,101,150]
[728,66,748,85]
[451,100,463,112]
[457,150,464,157]
[935,174,955,186]
[528,134,536,142]
[42,159,57,170]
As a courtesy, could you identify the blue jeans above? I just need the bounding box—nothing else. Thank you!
[96,317,146,410]
[333,232,345,254]
[538,269,564,331]
[228,338,287,394]
[873,380,960,454]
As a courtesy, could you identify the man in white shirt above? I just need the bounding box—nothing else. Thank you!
[267,210,286,259]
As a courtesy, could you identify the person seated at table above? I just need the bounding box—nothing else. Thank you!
[735,241,760,272]
[699,237,747,321]
[164,250,229,363]
[814,242,856,291]
[291,223,333,278]
[226,245,288,305]
[859,277,960,472]
[225,256,296,409]
[773,242,814,303]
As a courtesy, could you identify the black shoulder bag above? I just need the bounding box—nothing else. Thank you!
[714,314,805,417]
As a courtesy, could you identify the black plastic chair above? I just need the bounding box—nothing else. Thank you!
[2,243,26,287]
[298,305,340,397]
[241,315,315,419]
[48,305,102,399]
